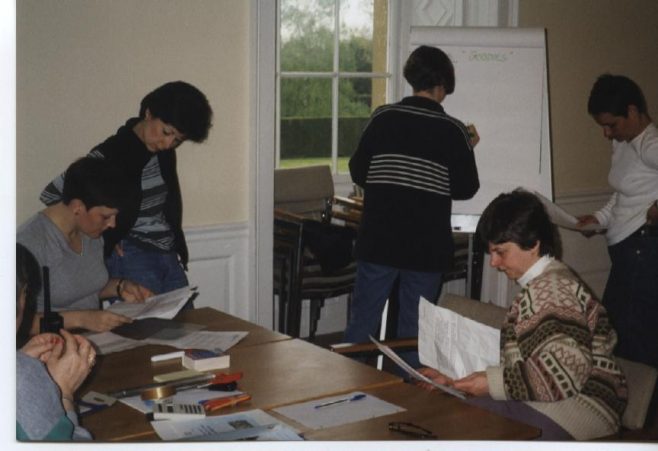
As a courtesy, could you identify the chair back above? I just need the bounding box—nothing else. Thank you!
[274,165,334,221]
[616,357,658,430]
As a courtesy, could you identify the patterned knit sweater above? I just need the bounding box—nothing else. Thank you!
[486,260,628,440]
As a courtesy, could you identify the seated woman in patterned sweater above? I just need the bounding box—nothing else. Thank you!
[417,189,627,440]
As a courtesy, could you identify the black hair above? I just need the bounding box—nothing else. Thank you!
[403,45,455,94]
[139,81,213,142]
[476,189,561,258]
[587,74,648,117]
[16,243,41,344]
[61,157,127,210]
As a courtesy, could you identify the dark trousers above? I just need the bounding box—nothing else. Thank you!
[344,261,443,368]
[603,226,658,368]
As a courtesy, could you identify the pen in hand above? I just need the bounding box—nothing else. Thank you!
[314,393,366,409]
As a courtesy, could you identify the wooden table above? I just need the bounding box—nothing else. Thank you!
[302,383,540,441]
[174,307,290,348]
[80,312,399,441]
[79,308,538,442]
[226,338,401,410]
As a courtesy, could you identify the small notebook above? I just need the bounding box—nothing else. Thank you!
[182,349,230,371]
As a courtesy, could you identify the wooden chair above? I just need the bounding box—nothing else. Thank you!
[273,165,357,340]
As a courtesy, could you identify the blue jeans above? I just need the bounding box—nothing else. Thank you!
[603,228,658,367]
[105,240,192,307]
[344,261,442,368]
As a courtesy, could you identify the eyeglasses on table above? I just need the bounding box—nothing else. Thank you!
[388,421,437,439]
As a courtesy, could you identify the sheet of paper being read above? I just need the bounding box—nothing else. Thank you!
[418,297,500,380]
[368,336,466,400]
[532,190,605,232]
[106,286,195,320]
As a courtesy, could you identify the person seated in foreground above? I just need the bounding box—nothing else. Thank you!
[17,244,94,441]
[417,189,628,440]
[17,157,153,334]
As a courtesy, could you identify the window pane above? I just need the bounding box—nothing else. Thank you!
[280,0,335,72]
[337,77,387,173]
[339,0,387,73]
[280,77,332,167]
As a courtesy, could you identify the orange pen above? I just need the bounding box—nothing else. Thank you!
[202,393,251,413]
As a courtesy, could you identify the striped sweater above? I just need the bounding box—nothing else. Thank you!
[349,96,479,271]
[486,260,628,439]
[39,118,189,266]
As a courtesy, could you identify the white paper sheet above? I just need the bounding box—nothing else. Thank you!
[87,330,249,355]
[146,330,249,352]
[106,286,194,320]
[273,391,405,430]
[533,190,604,232]
[418,297,500,379]
[85,331,142,354]
[368,336,466,399]
[151,409,302,441]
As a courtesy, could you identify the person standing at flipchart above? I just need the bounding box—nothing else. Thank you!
[344,45,480,366]
[578,74,658,368]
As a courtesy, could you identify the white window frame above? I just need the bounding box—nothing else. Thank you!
[276,0,400,195]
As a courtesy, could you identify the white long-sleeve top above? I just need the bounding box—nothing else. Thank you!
[594,123,658,245]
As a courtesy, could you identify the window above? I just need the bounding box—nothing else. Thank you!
[277,0,391,175]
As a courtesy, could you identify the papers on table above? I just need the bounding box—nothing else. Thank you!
[418,297,499,380]
[533,190,605,232]
[106,286,195,320]
[85,331,141,354]
[273,391,405,430]
[147,330,248,352]
[150,409,302,441]
[368,336,466,400]
[87,330,249,355]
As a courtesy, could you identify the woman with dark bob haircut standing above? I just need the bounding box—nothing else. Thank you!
[40,81,213,300]
[417,189,628,440]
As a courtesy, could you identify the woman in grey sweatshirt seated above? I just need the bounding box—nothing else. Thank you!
[16,243,94,441]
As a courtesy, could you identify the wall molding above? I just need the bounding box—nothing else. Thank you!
[184,222,252,321]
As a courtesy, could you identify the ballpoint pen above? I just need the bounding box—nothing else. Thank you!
[314,393,366,409]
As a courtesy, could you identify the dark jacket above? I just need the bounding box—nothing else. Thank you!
[349,96,479,271]
[41,118,189,267]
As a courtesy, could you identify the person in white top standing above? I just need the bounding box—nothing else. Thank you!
[577,74,658,368]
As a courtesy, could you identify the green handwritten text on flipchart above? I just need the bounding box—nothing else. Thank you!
[467,51,510,63]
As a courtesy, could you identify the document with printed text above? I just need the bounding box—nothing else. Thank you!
[419,297,499,380]
[106,286,195,320]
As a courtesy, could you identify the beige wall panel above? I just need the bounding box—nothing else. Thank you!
[519,0,658,196]
[17,0,250,226]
